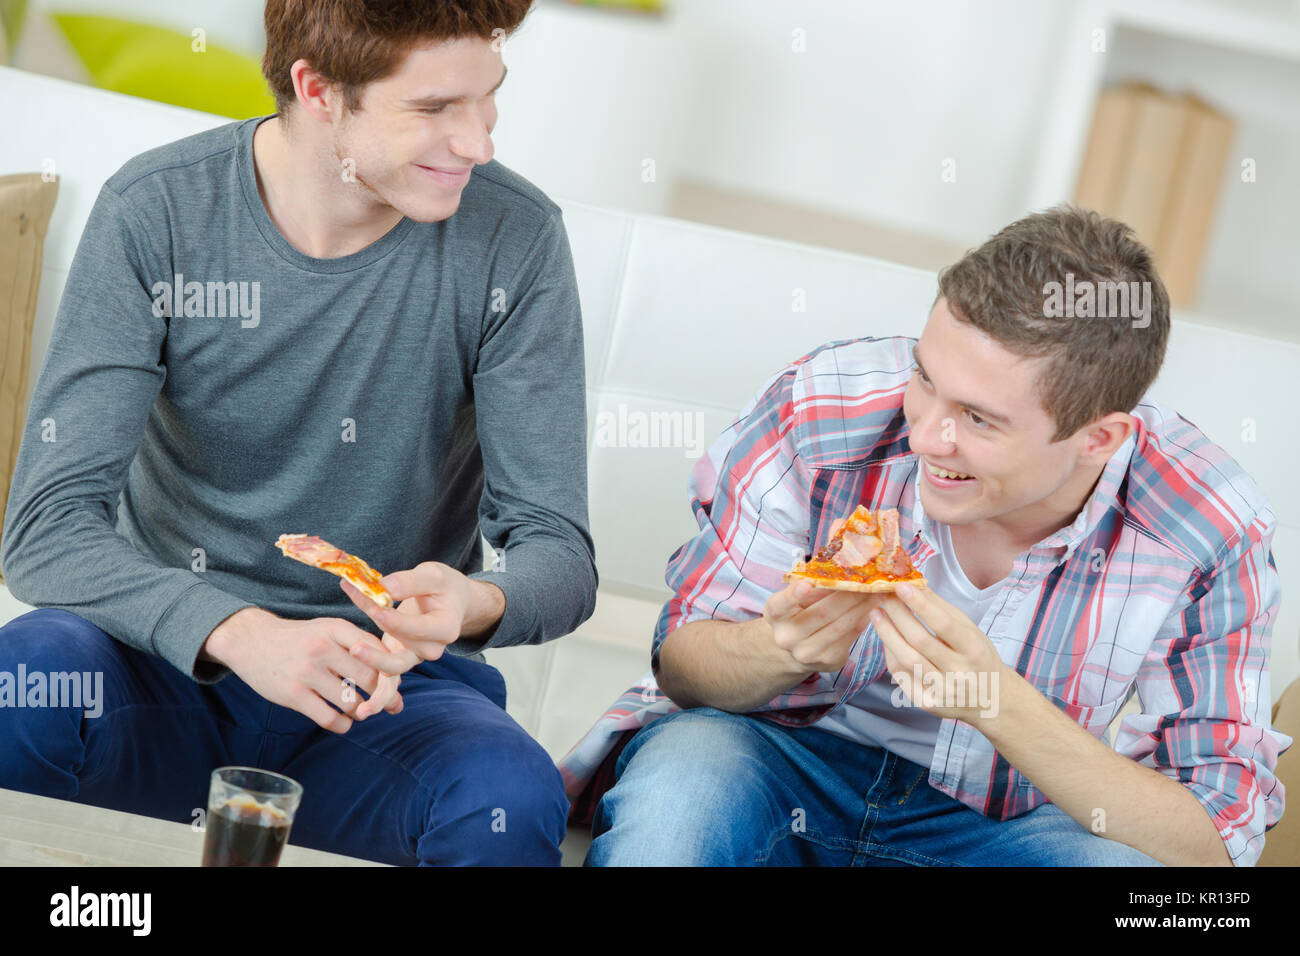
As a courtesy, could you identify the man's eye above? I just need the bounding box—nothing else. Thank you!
[965,409,989,428]
[420,107,445,115]
[911,363,931,385]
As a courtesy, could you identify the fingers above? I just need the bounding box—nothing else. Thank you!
[383,632,422,668]
[891,583,966,653]
[349,635,423,675]
[874,596,956,672]
[381,686,405,716]
[354,634,414,718]
[290,681,354,734]
[788,598,880,670]
[340,579,455,650]
[767,580,836,619]
[340,578,403,630]
[320,636,386,691]
[787,589,878,636]
[769,589,882,671]
[377,561,449,603]
[307,623,408,718]
[324,614,387,657]
[318,611,412,675]
[356,672,402,720]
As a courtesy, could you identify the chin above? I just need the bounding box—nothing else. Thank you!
[919,484,972,522]
[403,194,463,223]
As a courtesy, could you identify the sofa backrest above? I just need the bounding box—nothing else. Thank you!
[2,66,1296,696]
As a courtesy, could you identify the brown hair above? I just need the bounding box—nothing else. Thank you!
[262,0,534,116]
[936,205,1170,442]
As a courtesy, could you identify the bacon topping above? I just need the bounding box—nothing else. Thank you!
[873,509,901,574]
[832,529,883,570]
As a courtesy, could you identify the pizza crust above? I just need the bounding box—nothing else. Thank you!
[783,569,928,593]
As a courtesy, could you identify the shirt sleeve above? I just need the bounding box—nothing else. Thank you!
[452,212,597,655]
[1112,509,1292,866]
[650,364,814,673]
[0,185,253,682]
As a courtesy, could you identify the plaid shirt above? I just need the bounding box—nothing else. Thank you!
[558,335,1291,866]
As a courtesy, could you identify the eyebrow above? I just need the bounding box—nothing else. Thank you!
[911,343,1015,427]
[403,65,508,110]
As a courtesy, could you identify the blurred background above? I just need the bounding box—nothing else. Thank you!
[2,0,1298,340]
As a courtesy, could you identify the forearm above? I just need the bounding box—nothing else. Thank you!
[4,505,254,681]
[985,668,1231,866]
[657,617,815,713]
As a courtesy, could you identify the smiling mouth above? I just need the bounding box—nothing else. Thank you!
[414,164,473,185]
[925,461,976,482]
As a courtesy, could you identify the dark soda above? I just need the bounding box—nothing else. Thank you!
[201,793,292,867]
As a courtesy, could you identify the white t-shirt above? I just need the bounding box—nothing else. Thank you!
[811,521,1006,766]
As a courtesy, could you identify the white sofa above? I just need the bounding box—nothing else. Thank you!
[2,66,1298,866]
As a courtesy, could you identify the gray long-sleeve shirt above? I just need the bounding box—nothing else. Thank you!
[1,115,596,682]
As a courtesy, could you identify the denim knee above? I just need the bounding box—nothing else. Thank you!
[0,609,122,796]
[416,722,569,865]
[588,708,781,865]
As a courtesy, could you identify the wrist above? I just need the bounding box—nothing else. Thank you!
[461,579,506,640]
[981,664,1035,741]
[756,616,820,686]
[201,606,271,667]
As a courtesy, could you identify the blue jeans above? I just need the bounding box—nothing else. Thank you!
[0,609,567,866]
[587,706,1165,866]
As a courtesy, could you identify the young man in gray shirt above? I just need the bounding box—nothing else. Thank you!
[0,0,594,865]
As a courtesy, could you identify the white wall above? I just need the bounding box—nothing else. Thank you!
[497,0,1077,245]
[24,0,1080,248]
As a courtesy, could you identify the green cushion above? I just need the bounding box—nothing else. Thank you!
[52,13,275,119]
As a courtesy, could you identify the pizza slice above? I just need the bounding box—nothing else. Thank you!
[275,534,395,608]
[783,505,927,593]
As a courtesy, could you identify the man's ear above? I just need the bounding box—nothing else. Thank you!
[1079,412,1134,463]
[290,58,343,125]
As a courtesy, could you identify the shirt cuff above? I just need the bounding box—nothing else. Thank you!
[148,582,255,683]
[450,567,542,657]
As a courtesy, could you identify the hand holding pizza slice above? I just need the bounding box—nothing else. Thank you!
[275,534,417,718]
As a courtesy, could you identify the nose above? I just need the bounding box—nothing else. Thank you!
[907,405,958,457]
[449,102,494,166]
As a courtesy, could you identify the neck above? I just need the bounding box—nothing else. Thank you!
[252,115,403,259]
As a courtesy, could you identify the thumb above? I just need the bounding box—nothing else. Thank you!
[772,579,826,618]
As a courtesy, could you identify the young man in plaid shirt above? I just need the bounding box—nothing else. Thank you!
[562,206,1290,866]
